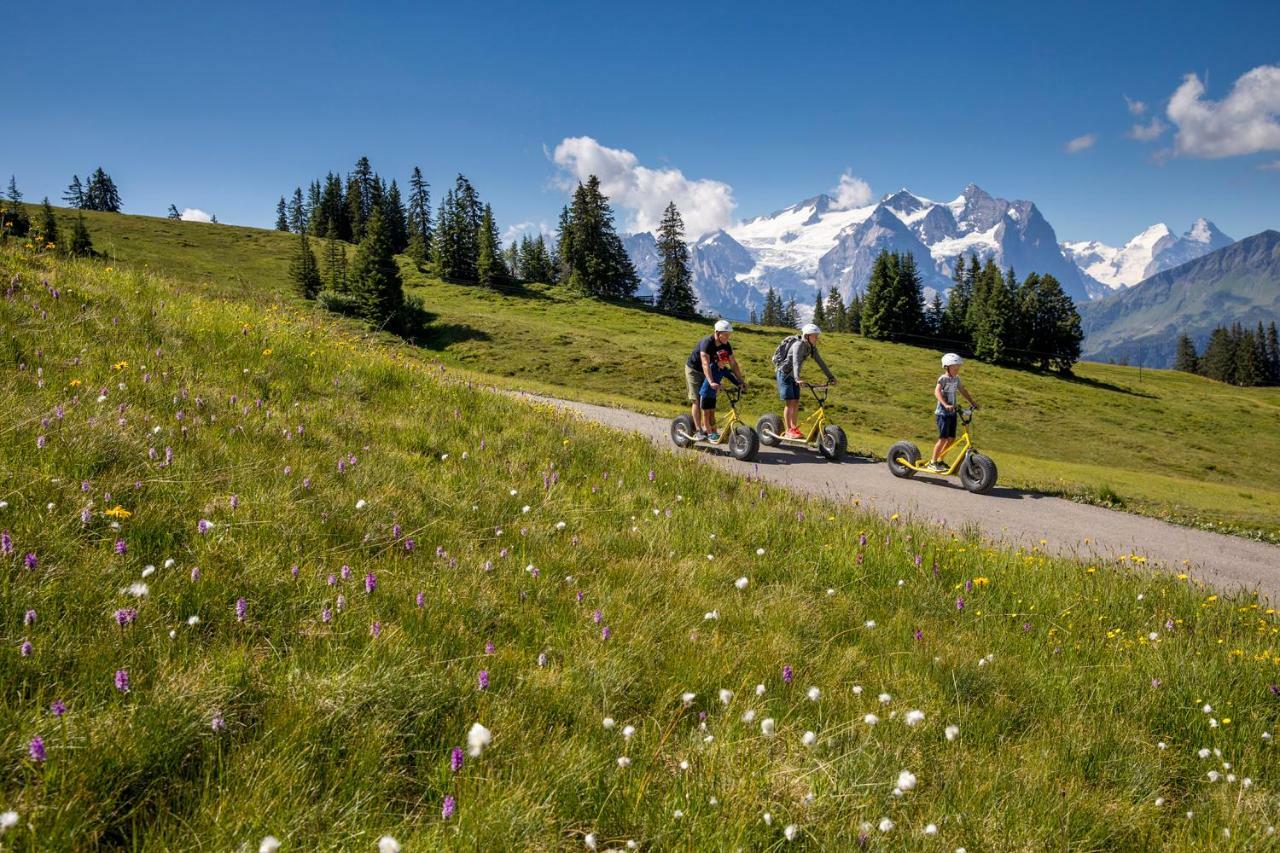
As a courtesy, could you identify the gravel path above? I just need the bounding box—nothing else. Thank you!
[523,393,1280,599]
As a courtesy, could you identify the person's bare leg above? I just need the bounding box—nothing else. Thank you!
[932,437,953,463]
[784,399,799,432]
[704,410,717,435]
[691,401,702,432]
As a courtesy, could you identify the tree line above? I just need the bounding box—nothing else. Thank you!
[2,176,95,256]
[62,168,123,213]
[1175,322,1280,387]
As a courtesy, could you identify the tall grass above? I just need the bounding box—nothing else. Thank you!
[1,246,1278,849]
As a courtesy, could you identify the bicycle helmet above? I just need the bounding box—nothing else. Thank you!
[714,319,733,333]
[941,353,963,367]
[801,323,821,336]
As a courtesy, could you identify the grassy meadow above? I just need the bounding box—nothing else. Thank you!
[2,239,1280,848]
[46,205,1280,542]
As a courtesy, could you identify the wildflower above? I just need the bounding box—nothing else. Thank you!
[1,530,12,556]
[807,686,820,701]
[115,669,130,692]
[190,567,200,581]
[617,755,632,768]
[537,652,548,667]
[467,722,492,757]
[719,689,733,705]
[735,576,749,589]
[19,641,32,657]
[370,621,382,638]
[50,699,66,717]
[878,693,892,704]
[377,837,401,853]
[321,608,333,623]
[442,795,456,819]
[235,598,247,621]
[924,823,938,836]
[336,594,346,611]
[783,665,793,684]
[24,553,37,570]
[451,747,464,772]
[478,670,489,690]
[784,825,797,841]
[601,626,611,640]
[0,811,16,831]
[896,770,917,791]
[852,685,863,695]
[585,834,598,850]
[864,620,876,628]
[622,725,636,740]
[761,718,776,737]
[756,683,766,696]
[259,836,280,853]
[681,692,696,706]
[1207,770,1221,782]
[905,709,925,726]
[364,572,377,593]
[114,608,138,626]
[945,725,959,741]
[341,565,352,580]
[956,596,965,610]
[126,582,148,597]
[742,709,756,722]
[756,548,765,556]
[802,730,817,747]
[197,519,211,535]
[211,713,226,732]
[864,713,880,726]
[23,610,35,626]
[355,499,367,510]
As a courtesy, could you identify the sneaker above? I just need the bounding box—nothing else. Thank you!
[927,460,948,472]
[692,430,708,442]
[784,428,804,439]
[706,431,721,443]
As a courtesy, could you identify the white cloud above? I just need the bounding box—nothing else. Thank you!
[551,136,735,237]
[502,220,552,246]
[180,208,213,223]
[1064,133,1097,154]
[831,170,873,209]
[1127,117,1168,142]
[1167,65,1280,158]
[1124,95,1148,116]
[1260,159,1280,171]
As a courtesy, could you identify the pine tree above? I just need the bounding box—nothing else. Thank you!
[315,173,347,242]
[475,203,507,286]
[1174,333,1199,373]
[38,198,58,248]
[556,205,573,282]
[761,288,781,325]
[289,187,307,233]
[347,207,404,325]
[69,212,94,257]
[967,258,1011,363]
[655,201,696,314]
[168,204,182,220]
[925,293,943,335]
[433,189,461,279]
[847,294,863,333]
[2,176,29,237]
[407,167,432,254]
[1234,325,1264,386]
[345,174,366,242]
[783,298,800,327]
[63,175,85,209]
[1267,322,1280,385]
[504,242,521,280]
[275,197,289,231]
[1199,326,1235,383]
[894,252,926,336]
[1031,274,1082,372]
[812,291,828,328]
[323,223,347,293]
[520,235,555,283]
[84,168,122,212]
[749,308,759,325]
[560,176,638,299]
[383,179,409,254]
[860,251,895,339]
[825,286,847,332]
[288,230,322,299]
[307,181,321,233]
[942,255,969,341]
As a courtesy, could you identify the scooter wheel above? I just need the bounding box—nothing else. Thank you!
[819,425,847,461]
[959,452,998,494]
[886,441,920,478]
[756,413,783,447]
[730,425,759,461]
[671,415,696,448]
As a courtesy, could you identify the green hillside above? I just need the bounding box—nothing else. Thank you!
[33,206,1280,541]
[5,233,1280,849]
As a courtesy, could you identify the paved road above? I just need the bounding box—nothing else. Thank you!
[522,393,1280,599]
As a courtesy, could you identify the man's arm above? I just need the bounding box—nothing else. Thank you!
[700,351,719,388]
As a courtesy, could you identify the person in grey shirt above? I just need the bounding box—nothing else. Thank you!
[776,323,835,438]
[929,352,979,471]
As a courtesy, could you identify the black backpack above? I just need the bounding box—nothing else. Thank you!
[771,335,801,369]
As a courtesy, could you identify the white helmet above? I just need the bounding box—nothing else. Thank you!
[714,319,733,333]
[941,353,963,367]
[801,323,821,336]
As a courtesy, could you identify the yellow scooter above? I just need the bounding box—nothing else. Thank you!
[886,407,997,494]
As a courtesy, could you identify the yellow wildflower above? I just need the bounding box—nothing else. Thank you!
[104,506,132,519]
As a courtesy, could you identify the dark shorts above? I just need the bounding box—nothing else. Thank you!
[776,370,799,401]
[936,412,957,439]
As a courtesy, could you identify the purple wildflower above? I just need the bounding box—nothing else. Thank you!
[114,608,138,626]
[648,469,656,482]
[1022,622,1033,632]
[24,552,37,570]
[783,665,794,684]
[485,641,495,655]
[36,435,46,449]
[211,713,226,732]
[442,795,456,819]
[592,609,603,624]
[190,566,201,581]
[327,573,336,586]
[914,554,923,566]
[29,735,45,762]
[114,669,130,692]
[964,578,973,592]
[576,591,584,603]
[341,564,351,580]
[415,592,424,608]
[20,640,33,657]
[322,608,333,623]
[537,652,548,667]
[336,594,346,612]
[450,747,464,772]
[478,670,489,690]
[291,565,299,579]
[370,620,382,638]
[601,626,612,640]
[197,519,211,535]
[859,534,867,546]
[303,477,312,490]
[235,598,247,622]
[1151,678,1162,689]
[956,596,965,611]
[229,494,238,510]
[50,699,66,717]
[392,523,402,539]
[364,572,377,594]
[913,628,923,641]
[24,609,36,626]
[1270,684,1280,697]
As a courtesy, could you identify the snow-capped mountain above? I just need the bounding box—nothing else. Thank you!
[1061,218,1232,294]
[625,183,1091,319]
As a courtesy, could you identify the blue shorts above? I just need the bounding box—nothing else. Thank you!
[936,412,957,439]
[776,371,799,401]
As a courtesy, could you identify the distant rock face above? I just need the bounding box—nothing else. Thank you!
[621,232,660,296]
[1062,219,1234,292]
[1080,229,1280,367]
[623,183,1092,320]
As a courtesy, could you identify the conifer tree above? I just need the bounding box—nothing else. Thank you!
[475,203,507,286]
[2,176,29,237]
[761,288,781,325]
[323,223,347,293]
[289,187,307,233]
[289,230,322,299]
[383,180,409,254]
[504,242,521,280]
[345,174,365,242]
[1267,322,1280,385]
[347,207,404,325]
[38,198,58,247]
[84,168,122,212]
[433,189,462,279]
[1174,333,1199,374]
[942,255,970,346]
[655,201,696,314]
[825,286,847,332]
[275,197,289,231]
[783,298,800,327]
[812,291,827,328]
[69,212,93,256]
[860,251,896,339]
[556,205,573,282]
[925,293,943,335]
[63,175,85,209]
[560,176,638,299]
[168,204,182,220]
[967,258,1010,362]
[407,167,432,253]
[749,308,759,325]
[1199,326,1235,383]
[519,235,555,283]
[307,181,321,232]
[846,294,863,333]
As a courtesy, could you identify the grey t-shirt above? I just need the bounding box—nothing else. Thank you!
[935,373,963,415]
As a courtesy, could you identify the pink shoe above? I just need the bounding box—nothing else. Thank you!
[784,428,804,439]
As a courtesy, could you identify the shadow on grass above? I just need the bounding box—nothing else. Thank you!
[394,300,492,350]
[1061,372,1157,399]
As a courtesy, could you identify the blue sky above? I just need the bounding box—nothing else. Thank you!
[5,0,1278,245]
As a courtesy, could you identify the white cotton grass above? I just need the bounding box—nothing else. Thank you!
[741,709,756,723]
[681,692,696,706]
[763,812,773,826]
[761,718,776,737]
[719,689,734,705]
[896,770,917,791]
[126,582,149,598]
[878,817,894,832]
[756,548,765,556]
[807,686,820,701]
[467,722,492,757]
[783,824,797,841]
[802,730,817,747]
[0,811,18,831]
[703,610,719,621]
[141,565,156,578]
[852,685,863,696]
[864,713,880,726]
[735,576,750,590]
[923,823,938,836]
[945,724,960,741]
[602,717,615,730]
[259,837,281,853]
[584,834,597,851]
[878,693,892,704]
[187,615,200,626]
[864,620,876,628]
[622,725,636,741]
[617,756,632,768]
[756,683,766,696]
[904,709,925,726]
[164,558,175,569]
[355,499,367,510]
